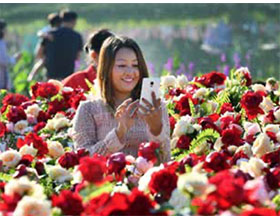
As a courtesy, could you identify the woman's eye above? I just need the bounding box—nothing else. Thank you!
[133,64,139,68]
[118,65,126,68]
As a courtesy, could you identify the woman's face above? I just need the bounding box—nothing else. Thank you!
[111,47,140,98]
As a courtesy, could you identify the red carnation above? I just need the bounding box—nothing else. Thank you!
[69,92,86,110]
[59,152,79,169]
[17,133,48,158]
[2,93,29,107]
[148,168,178,201]
[6,106,27,123]
[0,122,6,138]
[176,135,191,150]
[175,95,191,116]
[107,152,126,174]
[138,142,160,164]
[241,91,264,120]
[47,98,69,115]
[52,190,84,216]
[241,208,277,216]
[31,82,59,99]
[79,155,107,184]
[221,124,244,146]
[169,116,176,131]
[195,71,226,88]
[203,152,230,172]
[33,122,46,133]
[220,103,234,114]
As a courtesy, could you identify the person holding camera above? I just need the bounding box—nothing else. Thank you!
[72,36,170,163]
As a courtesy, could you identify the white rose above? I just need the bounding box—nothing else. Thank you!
[135,157,153,174]
[252,133,273,157]
[244,122,261,136]
[193,88,207,99]
[13,196,51,216]
[177,171,215,196]
[14,120,28,134]
[48,166,73,183]
[19,144,38,157]
[5,177,45,199]
[260,97,275,113]
[207,100,218,112]
[25,104,41,118]
[264,124,280,134]
[45,119,55,130]
[48,79,63,92]
[173,120,188,137]
[239,158,267,178]
[176,75,188,88]
[161,75,176,89]
[193,124,202,131]
[274,108,280,121]
[168,188,190,214]
[138,165,164,192]
[0,150,21,168]
[252,84,266,93]
[235,143,253,158]
[47,140,65,159]
[53,117,70,131]
[228,145,238,154]
[170,137,179,149]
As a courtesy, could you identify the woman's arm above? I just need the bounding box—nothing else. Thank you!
[72,101,125,156]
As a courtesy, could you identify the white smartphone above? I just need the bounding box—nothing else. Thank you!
[139,77,161,109]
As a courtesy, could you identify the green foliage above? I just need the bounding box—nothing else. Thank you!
[80,182,114,203]
[188,81,206,88]
[211,89,231,114]
[188,99,198,118]
[273,193,280,212]
[0,90,8,110]
[0,172,12,182]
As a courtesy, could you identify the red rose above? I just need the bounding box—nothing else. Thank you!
[0,122,6,138]
[6,106,27,123]
[191,197,215,216]
[69,92,86,110]
[59,152,79,169]
[221,124,244,146]
[13,164,28,178]
[33,121,46,133]
[148,168,178,201]
[203,152,230,172]
[179,153,206,172]
[138,142,160,163]
[31,82,59,99]
[18,154,34,167]
[195,71,226,87]
[175,95,191,116]
[220,103,234,114]
[244,71,252,86]
[35,161,45,175]
[264,167,280,190]
[47,98,69,115]
[37,111,50,123]
[241,91,264,120]
[169,116,176,131]
[79,155,107,184]
[176,135,191,150]
[52,190,84,216]
[2,93,29,106]
[230,151,249,166]
[198,116,220,133]
[107,152,126,174]
[17,133,48,158]
[76,148,90,161]
[261,148,280,167]
[0,193,22,213]
[241,208,277,216]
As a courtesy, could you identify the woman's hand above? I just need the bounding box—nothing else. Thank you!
[138,92,163,136]
[115,98,139,141]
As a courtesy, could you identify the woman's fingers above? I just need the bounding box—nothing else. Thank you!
[138,103,150,115]
[127,100,139,117]
[141,97,153,109]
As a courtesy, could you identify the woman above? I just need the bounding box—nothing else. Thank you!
[0,19,20,90]
[72,36,170,163]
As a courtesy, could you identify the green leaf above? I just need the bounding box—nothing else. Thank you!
[211,89,230,114]
[0,172,12,182]
[188,81,206,88]
[81,182,114,202]
[188,99,197,118]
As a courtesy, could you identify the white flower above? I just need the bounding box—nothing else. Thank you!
[213,137,223,151]
[207,100,218,112]
[168,189,190,213]
[13,196,51,216]
[25,104,41,118]
[274,108,280,121]
[235,67,251,76]
[0,150,21,168]
[265,77,279,91]
[244,122,261,136]
[170,137,179,149]
[176,75,188,88]
[5,177,45,199]
[14,120,28,134]
[260,97,275,113]
[135,157,153,174]
[48,79,63,92]
[193,124,202,131]
[264,124,280,134]
[45,114,70,131]
[47,140,65,159]
[19,144,38,157]
[138,165,163,192]
[111,184,130,195]
[173,116,194,137]
[235,143,253,158]
[252,84,266,93]
[177,171,215,196]
[72,166,83,184]
[239,158,267,178]
[161,75,176,89]
[48,165,73,183]
[125,155,136,164]
[252,133,273,157]
[193,88,207,99]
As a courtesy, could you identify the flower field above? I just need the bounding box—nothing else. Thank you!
[0,67,280,216]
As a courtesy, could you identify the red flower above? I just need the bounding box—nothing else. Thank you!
[191,197,215,215]
[195,71,226,88]
[148,168,178,201]
[241,91,264,120]
[208,170,245,210]
[198,116,220,133]
[2,93,29,106]
[169,116,176,131]
[0,122,6,138]
[47,98,69,115]
[203,152,230,172]
[79,155,107,184]
[107,152,126,174]
[31,82,59,99]
[59,152,79,169]
[220,103,234,114]
[17,133,48,158]
[68,92,86,110]
[221,124,244,146]
[244,71,252,86]
[37,111,50,122]
[0,193,22,214]
[241,208,277,216]
[35,161,45,175]
[6,106,27,123]
[175,95,191,116]
[33,121,46,133]
[18,154,34,167]
[52,190,84,216]
[176,135,191,150]
[230,151,249,166]
[264,167,280,190]
[262,148,280,167]
[179,153,206,172]
[138,142,160,163]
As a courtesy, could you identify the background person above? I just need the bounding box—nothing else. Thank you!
[72,36,171,163]
[62,29,114,91]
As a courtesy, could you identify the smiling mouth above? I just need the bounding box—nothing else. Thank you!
[122,78,134,83]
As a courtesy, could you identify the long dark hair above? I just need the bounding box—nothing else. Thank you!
[97,36,149,110]
[0,19,7,39]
